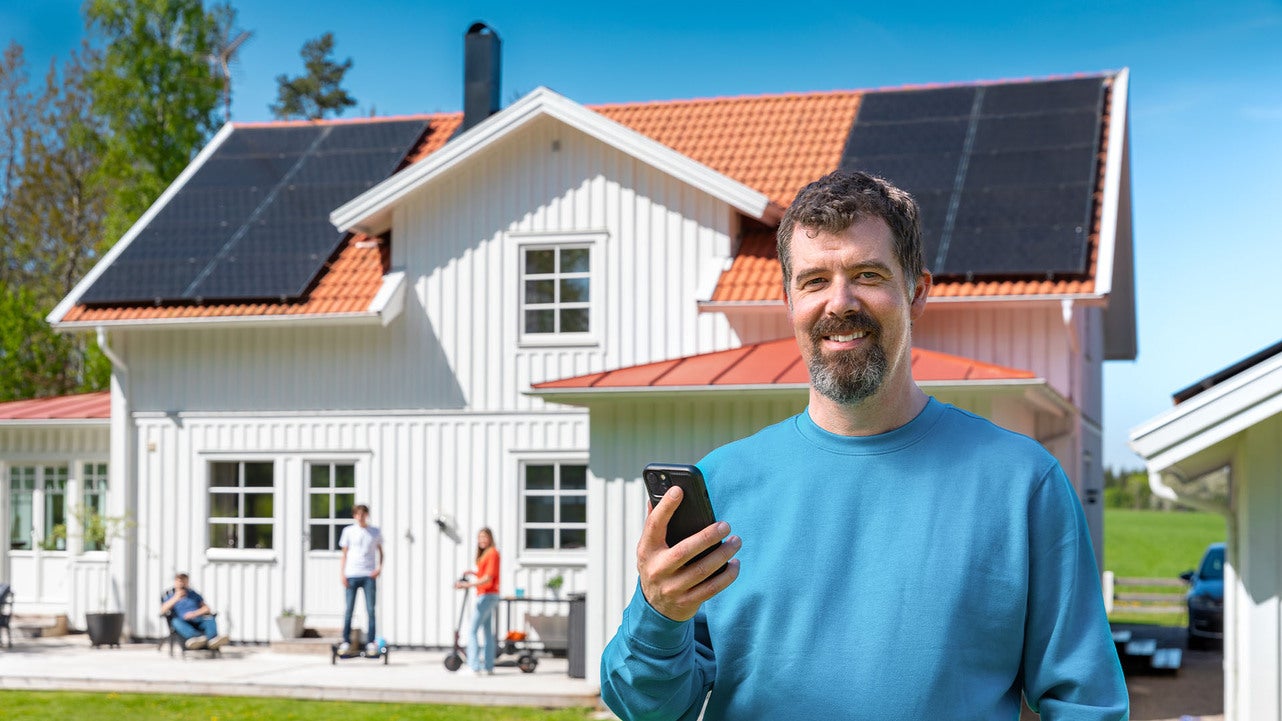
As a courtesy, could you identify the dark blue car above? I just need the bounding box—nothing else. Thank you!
[1181,542,1224,650]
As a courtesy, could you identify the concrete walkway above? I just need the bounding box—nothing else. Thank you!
[0,634,603,711]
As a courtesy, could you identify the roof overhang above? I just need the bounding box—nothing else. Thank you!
[331,86,774,235]
[48,124,238,326]
[1129,347,1282,513]
[527,376,1068,410]
[698,294,1112,313]
[51,270,408,332]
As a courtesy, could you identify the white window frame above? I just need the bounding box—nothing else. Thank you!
[207,459,277,551]
[81,462,110,552]
[305,460,358,554]
[7,464,70,553]
[508,231,605,348]
[517,457,588,562]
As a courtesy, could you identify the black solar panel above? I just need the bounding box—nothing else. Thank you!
[79,119,428,305]
[838,75,1107,278]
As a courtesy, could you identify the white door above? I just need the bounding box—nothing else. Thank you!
[300,461,357,631]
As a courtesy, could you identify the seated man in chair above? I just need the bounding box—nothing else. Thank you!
[161,573,229,651]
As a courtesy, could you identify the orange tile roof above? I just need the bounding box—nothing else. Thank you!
[0,391,110,421]
[593,91,861,210]
[65,74,1115,323]
[532,338,1034,391]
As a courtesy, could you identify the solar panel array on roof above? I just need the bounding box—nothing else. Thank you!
[839,76,1106,277]
[78,119,429,306]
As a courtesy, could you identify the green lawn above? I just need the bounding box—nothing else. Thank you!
[1103,508,1226,626]
[0,691,598,721]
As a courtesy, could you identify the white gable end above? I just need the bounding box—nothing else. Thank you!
[330,87,773,235]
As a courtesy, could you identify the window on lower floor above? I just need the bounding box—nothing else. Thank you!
[521,462,587,552]
[82,462,109,551]
[208,460,275,550]
[307,461,356,551]
[7,465,67,551]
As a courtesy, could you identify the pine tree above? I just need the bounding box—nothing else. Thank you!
[270,32,358,120]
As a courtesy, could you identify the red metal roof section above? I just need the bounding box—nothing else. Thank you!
[532,338,1034,390]
[0,391,110,420]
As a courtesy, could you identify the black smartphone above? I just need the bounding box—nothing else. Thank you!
[643,462,726,575]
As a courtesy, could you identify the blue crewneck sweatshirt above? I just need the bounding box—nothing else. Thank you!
[601,398,1127,720]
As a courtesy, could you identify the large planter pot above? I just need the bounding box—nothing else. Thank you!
[275,615,306,639]
[85,612,125,648]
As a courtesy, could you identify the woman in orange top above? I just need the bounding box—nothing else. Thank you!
[455,527,500,675]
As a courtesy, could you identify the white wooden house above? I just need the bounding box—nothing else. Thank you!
[29,29,1134,687]
[1130,340,1282,721]
[0,392,111,626]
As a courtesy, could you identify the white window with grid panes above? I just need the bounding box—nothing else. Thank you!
[7,465,68,551]
[82,462,109,551]
[208,461,275,550]
[520,461,587,553]
[511,232,603,346]
[307,461,356,552]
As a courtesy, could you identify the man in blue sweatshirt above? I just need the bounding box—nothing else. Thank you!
[600,171,1128,720]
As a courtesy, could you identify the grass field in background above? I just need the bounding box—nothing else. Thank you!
[1103,508,1227,627]
[0,691,598,721]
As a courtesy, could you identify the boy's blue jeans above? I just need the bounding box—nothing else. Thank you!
[342,576,377,645]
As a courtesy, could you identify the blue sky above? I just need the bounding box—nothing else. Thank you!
[5,0,1281,470]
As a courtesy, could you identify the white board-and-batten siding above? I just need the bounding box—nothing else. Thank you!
[128,411,588,646]
[105,113,754,650]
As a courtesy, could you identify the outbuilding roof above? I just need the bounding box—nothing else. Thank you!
[0,391,110,423]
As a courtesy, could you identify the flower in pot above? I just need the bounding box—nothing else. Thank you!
[546,574,564,599]
[275,608,307,639]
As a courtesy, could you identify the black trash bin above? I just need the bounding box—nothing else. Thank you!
[567,592,586,678]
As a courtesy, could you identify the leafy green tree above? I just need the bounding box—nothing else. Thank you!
[0,43,113,400]
[270,32,357,120]
[85,0,224,243]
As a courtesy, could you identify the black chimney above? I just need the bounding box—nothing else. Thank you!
[461,22,501,134]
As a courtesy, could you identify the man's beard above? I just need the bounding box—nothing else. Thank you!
[807,312,888,405]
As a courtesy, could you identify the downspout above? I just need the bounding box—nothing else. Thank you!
[96,328,136,633]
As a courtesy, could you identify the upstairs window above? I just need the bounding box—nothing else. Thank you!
[522,245,591,335]
[511,232,603,346]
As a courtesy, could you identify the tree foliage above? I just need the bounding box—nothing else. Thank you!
[85,0,225,243]
[270,32,357,120]
[0,42,111,400]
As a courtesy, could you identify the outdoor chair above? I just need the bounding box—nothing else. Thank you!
[0,582,12,648]
[157,588,219,658]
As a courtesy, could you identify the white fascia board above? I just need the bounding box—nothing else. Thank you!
[1129,352,1282,469]
[48,123,238,326]
[700,294,1110,314]
[526,377,1055,406]
[0,418,110,428]
[369,270,407,326]
[54,312,386,332]
[331,86,772,234]
[1093,68,1129,298]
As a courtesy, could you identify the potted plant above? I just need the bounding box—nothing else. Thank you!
[546,574,564,599]
[75,505,132,648]
[275,608,306,639]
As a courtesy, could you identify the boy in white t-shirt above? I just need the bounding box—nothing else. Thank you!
[338,504,383,655]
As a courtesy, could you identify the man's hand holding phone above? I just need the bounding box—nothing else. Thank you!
[638,484,741,622]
